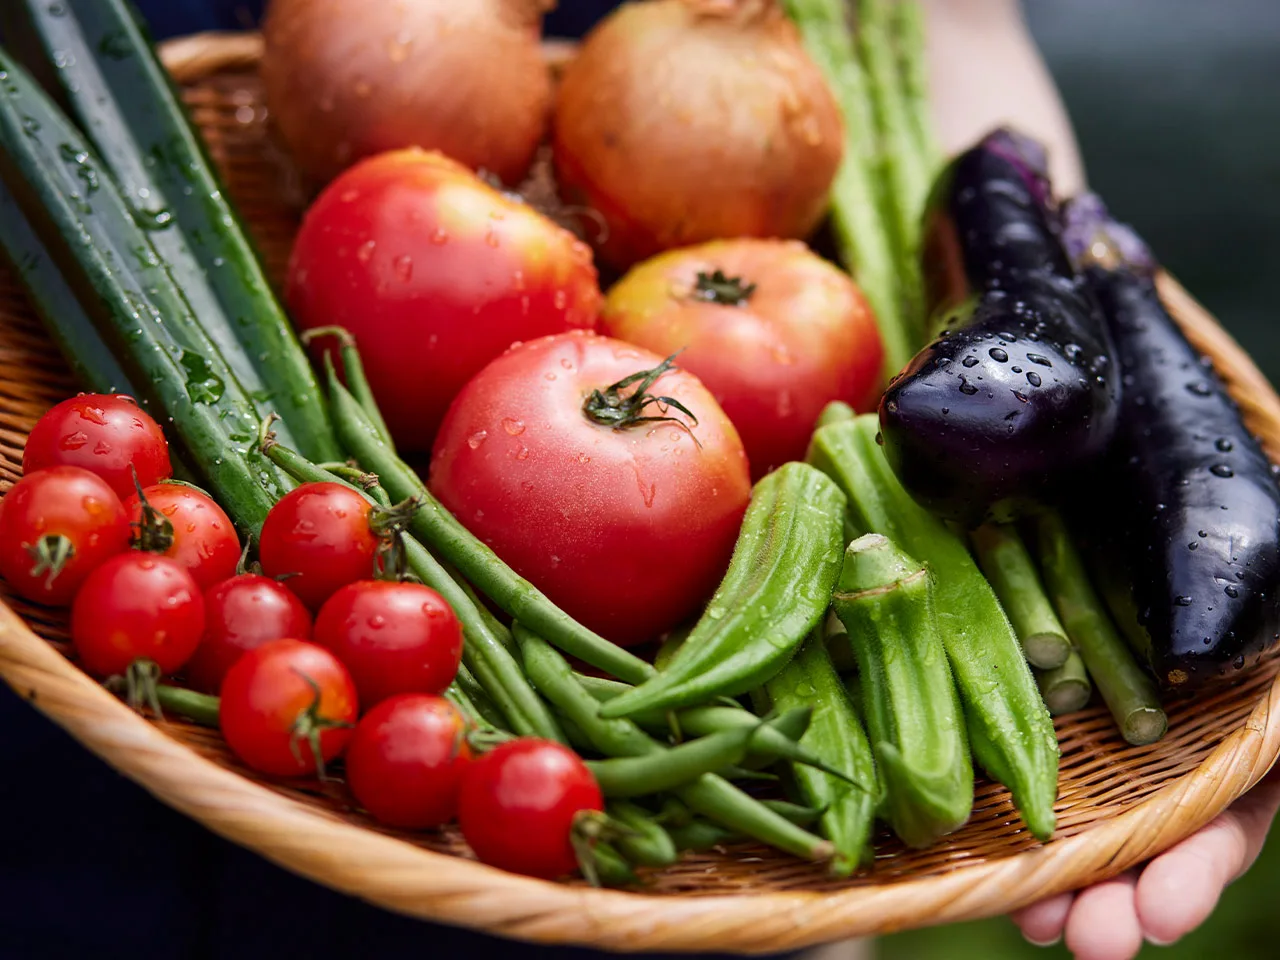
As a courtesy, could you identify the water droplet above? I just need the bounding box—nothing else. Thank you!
[340,189,360,203]
[707,605,726,620]
[392,255,413,282]
[1026,371,1042,387]
[484,228,500,249]
[1027,353,1052,367]
[544,372,557,381]
[1175,595,1193,606]
[576,453,591,465]
[559,357,574,370]
[1210,463,1235,478]
[430,228,449,245]
[386,34,412,62]
[1215,438,1234,452]
[1186,381,1212,397]
[514,445,529,461]
[467,430,488,449]
[1225,585,1240,598]
[1188,541,1199,551]
[369,615,386,630]
[554,290,568,310]
[959,379,978,396]
[962,356,979,368]
[1012,390,1030,403]
[988,347,1008,363]
[60,430,89,450]
[501,417,525,436]
[356,239,376,262]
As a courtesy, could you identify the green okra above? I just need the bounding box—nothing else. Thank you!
[971,523,1072,669]
[763,629,880,873]
[808,415,1058,840]
[600,463,847,719]
[830,534,972,848]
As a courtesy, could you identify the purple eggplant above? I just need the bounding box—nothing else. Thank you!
[878,129,1121,526]
[1061,194,1280,688]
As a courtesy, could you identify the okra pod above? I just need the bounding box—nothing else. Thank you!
[831,534,971,848]
[763,629,880,872]
[601,463,846,718]
[809,415,1058,840]
[970,524,1072,669]
[1034,512,1167,745]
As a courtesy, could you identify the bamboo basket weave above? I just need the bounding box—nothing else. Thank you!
[1,31,1280,954]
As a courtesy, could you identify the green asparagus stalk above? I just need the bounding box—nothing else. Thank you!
[971,523,1072,669]
[1033,513,1167,746]
[830,533,972,848]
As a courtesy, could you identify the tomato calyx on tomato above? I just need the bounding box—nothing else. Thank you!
[570,809,641,888]
[581,353,701,443]
[691,269,756,307]
[103,658,166,718]
[288,668,356,780]
[25,533,76,590]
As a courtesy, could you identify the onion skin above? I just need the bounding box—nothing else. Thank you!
[261,0,554,188]
[552,0,844,270]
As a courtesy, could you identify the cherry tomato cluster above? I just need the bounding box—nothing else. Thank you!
[2,392,604,880]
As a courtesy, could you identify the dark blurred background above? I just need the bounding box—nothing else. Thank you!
[2,2,1277,958]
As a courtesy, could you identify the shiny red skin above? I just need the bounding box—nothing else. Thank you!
[458,738,602,879]
[345,694,472,829]
[314,580,463,710]
[22,394,171,502]
[71,553,205,677]
[429,331,751,646]
[124,484,241,592]
[186,574,313,694]
[219,638,358,777]
[286,149,602,453]
[0,466,132,605]
[601,239,885,477]
[258,483,379,611]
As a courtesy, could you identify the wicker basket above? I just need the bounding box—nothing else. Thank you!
[1,31,1279,955]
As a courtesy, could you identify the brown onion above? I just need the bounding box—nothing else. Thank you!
[551,0,844,271]
[261,0,554,188]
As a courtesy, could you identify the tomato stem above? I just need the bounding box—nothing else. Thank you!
[571,810,639,887]
[581,353,701,442]
[368,497,422,582]
[25,533,75,588]
[692,269,756,306]
[122,658,164,717]
[129,468,175,554]
[288,668,354,781]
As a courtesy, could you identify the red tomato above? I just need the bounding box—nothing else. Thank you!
[0,466,132,605]
[219,638,358,778]
[286,149,602,453]
[429,331,750,645]
[458,738,602,879]
[600,239,884,477]
[22,394,171,501]
[71,553,204,677]
[314,580,463,709]
[258,482,381,611]
[124,483,240,591]
[346,694,472,829]
[186,574,313,694]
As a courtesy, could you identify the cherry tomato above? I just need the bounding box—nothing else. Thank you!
[219,638,358,778]
[286,149,602,453]
[258,482,381,611]
[22,393,171,502]
[124,483,240,591]
[0,466,132,605]
[346,694,472,829]
[601,239,884,477]
[186,574,313,694]
[314,580,463,709]
[458,738,602,879]
[71,553,204,677]
[429,331,751,645]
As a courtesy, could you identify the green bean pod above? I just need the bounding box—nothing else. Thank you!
[831,534,972,848]
[601,463,847,718]
[809,415,1058,840]
[607,801,679,868]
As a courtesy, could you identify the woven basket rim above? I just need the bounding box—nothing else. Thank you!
[0,29,1276,955]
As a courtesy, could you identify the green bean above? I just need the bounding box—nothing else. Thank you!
[451,664,509,732]
[589,721,787,797]
[971,523,1072,669]
[326,373,655,685]
[608,801,679,868]
[305,329,394,445]
[155,685,219,727]
[669,820,738,852]
[1036,650,1092,716]
[759,799,825,827]
[516,625,834,862]
[585,841,638,888]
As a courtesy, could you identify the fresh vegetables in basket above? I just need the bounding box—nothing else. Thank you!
[3,0,1280,899]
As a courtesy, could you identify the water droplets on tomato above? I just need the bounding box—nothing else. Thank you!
[431,227,449,245]
[467,430,488,449]
[502,418,525,436]
[392,255,414,282]
[356,239,376,262]
[560,357,574,370]
[513,270,526,292]
[513,445,529,461]
[544,372,557,381]
[553,290,568,310]
[484,228,500,249]
[61,430,90,450]
[340,189,360,203]
[576,453,591,465]
[369,615,386,630]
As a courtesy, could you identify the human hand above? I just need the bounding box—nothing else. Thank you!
[1010,768,1280,958]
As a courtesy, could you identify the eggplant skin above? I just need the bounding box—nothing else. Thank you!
[879,132,1120,526]
[1075,267,1280,688]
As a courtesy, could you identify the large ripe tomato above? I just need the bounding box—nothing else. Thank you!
[219,638,358,778]
[600,239,884,477]
[0,466,132,605]
[314,580,463,709]
[346,694,472,829]
[258,482,382,611]
[458,738,602,879]
[71,553,205,678]
[429,331,751,646]
[186,574,313,694]
[124,483,240,591]
[286,149,602,452]
[23,394,171,501]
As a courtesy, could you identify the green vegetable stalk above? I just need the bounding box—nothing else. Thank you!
[600,462,847,719]
[1033,513,1167,745]
[763,629,880,873]
[808,415,1058,840]
[970,523,1072,669]
[830,534,971,848]
[1036,651,1092,716]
